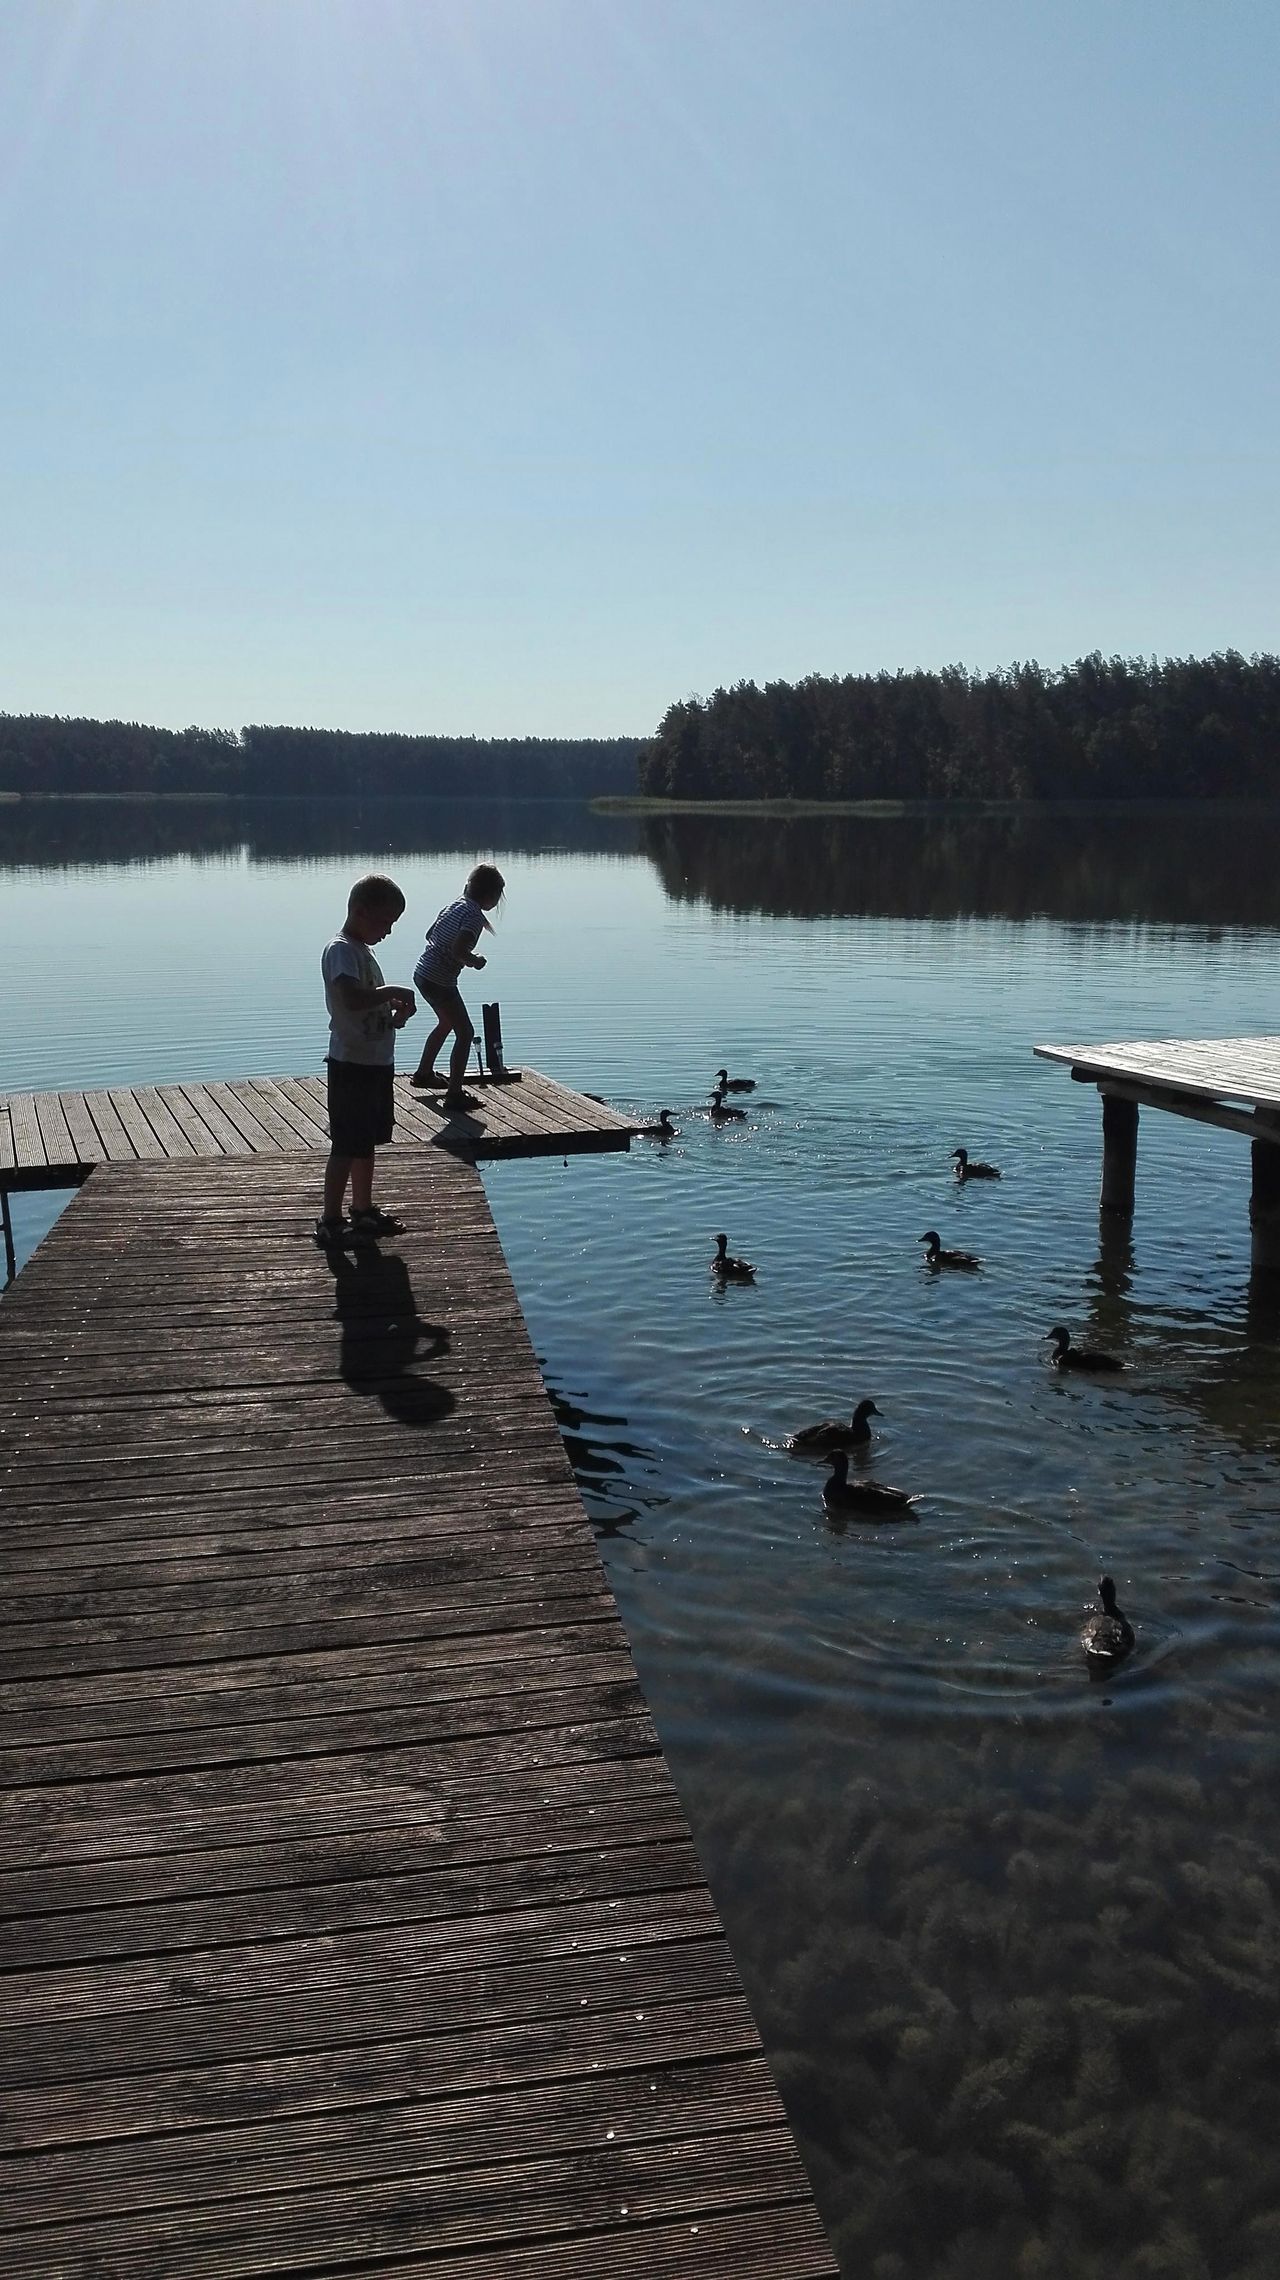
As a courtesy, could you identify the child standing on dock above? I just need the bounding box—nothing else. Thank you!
[409,863,505,1111]
[316,874,417,1247]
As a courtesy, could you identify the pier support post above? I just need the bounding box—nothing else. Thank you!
[1250,1135,1280,1274]
[1099,1092,1139,1217]
[1,1186,14,1287]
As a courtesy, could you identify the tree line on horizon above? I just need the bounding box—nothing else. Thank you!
[0,715,640,799]
[637,650,1280,801]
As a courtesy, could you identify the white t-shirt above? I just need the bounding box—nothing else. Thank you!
[415,895,486,988]
[322,934,396,1065]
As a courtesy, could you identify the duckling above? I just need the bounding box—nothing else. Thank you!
[789,1397,882,1456]
[1080,1575,1135,1670]
[953,1147,1001,1181]
[637,1108,679,1140]
[919,1230,981,1270]
[708,1085,746,1123]
[711,1232,756,1281]
[822,1449,916,1518]
[1047,1325,1123,1373]
[714,1067,756,1094]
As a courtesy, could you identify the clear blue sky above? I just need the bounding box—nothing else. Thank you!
[1,0,1276,737]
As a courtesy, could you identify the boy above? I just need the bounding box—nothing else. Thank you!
[316,874,416,1247]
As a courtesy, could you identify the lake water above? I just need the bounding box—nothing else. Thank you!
[4,798,1280,2279]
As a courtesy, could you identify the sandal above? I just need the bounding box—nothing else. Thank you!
[408,1071,448,1088]
[314,1215,350,1249]
[350,1206,405,1238]
[441,1090,479,1113]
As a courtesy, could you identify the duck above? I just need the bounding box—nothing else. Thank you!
[708,1085,747,1123]
[789,1397,882,1455]
[1080,1575,1135,1670]
[953,1147,1001,1181]
[711,1232,756,1281]
[1047,1325,1123,1373]
[919,1230,981,1270]
[637,1108,679,1140]
[822,1450,916,1518]
[714,1067,756,1094]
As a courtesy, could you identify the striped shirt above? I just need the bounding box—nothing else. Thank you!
[415,895,486,988]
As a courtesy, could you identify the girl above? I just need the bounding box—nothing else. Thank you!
[409,863,505,1110]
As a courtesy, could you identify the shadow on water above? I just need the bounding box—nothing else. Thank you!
[324,1244,455,1427]
[543,1373,665,1540]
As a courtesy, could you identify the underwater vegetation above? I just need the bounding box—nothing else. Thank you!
[681,1709,1280,2280]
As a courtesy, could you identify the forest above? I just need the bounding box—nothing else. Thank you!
[0,715,640,799]
[637,651,1280,801]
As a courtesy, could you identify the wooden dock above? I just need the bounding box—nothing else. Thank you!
[0,1138,837,2273]
[0,1070,637,1282]
[1035,1033,1280,1262]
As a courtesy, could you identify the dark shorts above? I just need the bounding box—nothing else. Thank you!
[419,980,472,1030]
[326,1058,395,1156]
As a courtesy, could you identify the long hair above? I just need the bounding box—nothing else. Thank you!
[465,863,505,910]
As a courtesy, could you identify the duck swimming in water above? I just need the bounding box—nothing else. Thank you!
[714,1067,756,1093]
[1080,1575,1135,1670]
[919,1230,981,1270]
[789,1397,881,1455]
[637,1108,679,1139]
[821,1449,916,1518]
[711,1232,756,1281]
[953,1147,1001,1181]
[1047,1325,1123,1373]
[708,1085,746,1123]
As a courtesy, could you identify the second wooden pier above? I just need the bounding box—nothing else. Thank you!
[1035,1033,1280,1265]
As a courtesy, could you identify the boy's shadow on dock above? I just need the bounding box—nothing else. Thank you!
[323,1244,455,1427]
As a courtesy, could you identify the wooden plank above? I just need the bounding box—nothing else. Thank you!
[0,1673,648,1786]
[32,1089,77,1169]
[0,2052,778,2220]
[80,1087,141,1160]
[0,1886,719,2029]
[249,1075,330,1145]
[130,1083,197,1156]
[104,1086,167,1160]
[223,1079,314,1149]
[0,1814,696,1961]
[197,1079,286,1151]
[5,1089,45,1169]
[0,2128,811,2276]
[245,1075,331,1146]
[154,1084,226,1157]
[175,1083,254,1155]
[54,1090,109,1166]
[0,1987,764,2153]
[1035,1033,1280,1111]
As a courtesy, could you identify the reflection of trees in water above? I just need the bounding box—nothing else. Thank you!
[0,797,641,873]
[641,808,1280,928]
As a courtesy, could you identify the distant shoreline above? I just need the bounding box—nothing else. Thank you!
[592,793,1280,816]
[7,789,1280,815]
